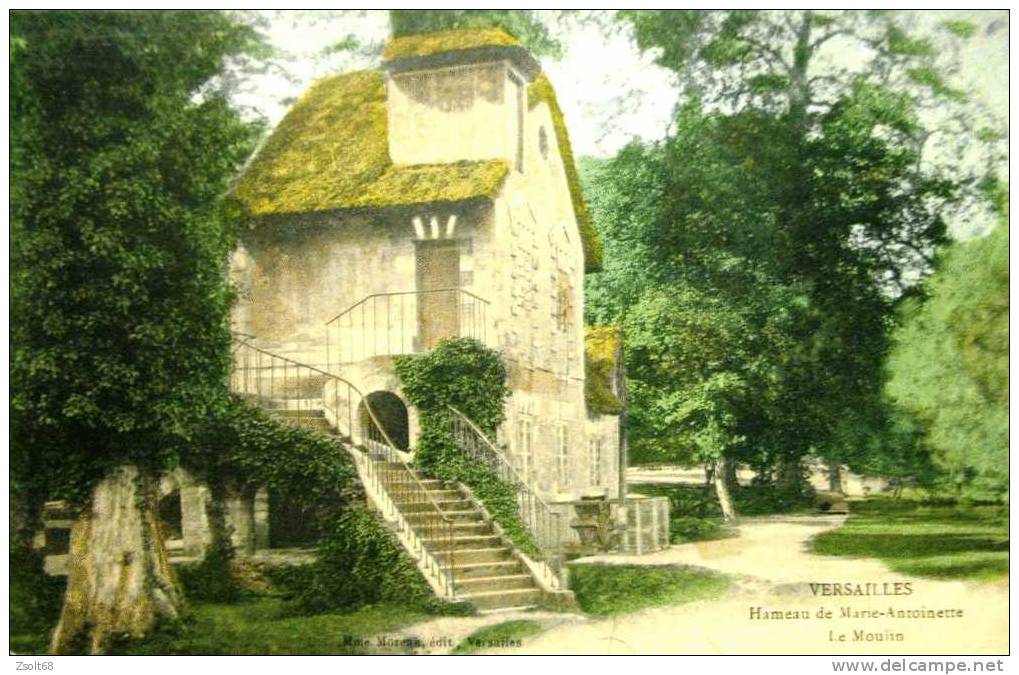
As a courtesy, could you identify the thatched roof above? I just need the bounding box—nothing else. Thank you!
[232,28,601,272]
[383,26,519,60]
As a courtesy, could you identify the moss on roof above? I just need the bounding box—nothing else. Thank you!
[232,55,603,272]
[356,160,509,208]
[529,74,603,273]
[232,70,508,215]
[585,325,624,416]
[383,27,519,61]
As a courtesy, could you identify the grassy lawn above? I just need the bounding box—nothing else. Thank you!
[117,598,431,655]
[568,564,730,616]
[811,499,1008,582]
[11,596,432,656]
[451,619,544,654]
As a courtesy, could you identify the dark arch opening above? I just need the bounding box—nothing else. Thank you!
[360,391,409,450]
[268,490,319,548]
[159,489,182,541]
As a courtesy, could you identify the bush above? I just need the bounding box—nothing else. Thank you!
[10,547,66,654]
[568,564,729,616]
[270,509,475,618]
[632,481,815,518]
[669,516,725,543]
[176,541,241,604]
[183,397,447,616]
[631,484,721,518]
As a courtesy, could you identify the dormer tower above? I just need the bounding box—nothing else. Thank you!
[381,28,541,168]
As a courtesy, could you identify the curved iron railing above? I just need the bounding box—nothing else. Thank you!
[447,406,564,581]
[230,336,457,598]
[325,288,489,366]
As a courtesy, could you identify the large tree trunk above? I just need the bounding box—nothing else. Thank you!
[723,458,739,492]
[50,465,183,654]
[827,458,844,493]
[713,458,738,522]
[776,456,805,492]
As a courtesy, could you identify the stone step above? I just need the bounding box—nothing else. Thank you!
[432,547,512,565]
[423,534,503,551]
[264,398,325,410]
[42,500,74,521]
[405,509,481,523]
[415,479,451,489]
[397,498,473,513]
[460,588,543,611]
[448,522,493,536]
[239,375,329,399]
[420,489,463,500]
[456,574,535,594]
[445,560,527,579]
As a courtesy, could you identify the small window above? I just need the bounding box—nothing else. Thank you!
[589,438,602,485]
[509,72,525,172]
[556,425,569,485]
[517,418,533,481]
[539,126,549,159]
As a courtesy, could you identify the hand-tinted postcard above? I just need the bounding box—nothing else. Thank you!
[9,9,1008,659]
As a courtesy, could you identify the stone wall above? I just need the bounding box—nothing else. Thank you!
[487,86,621,502]
[387,62,515,166]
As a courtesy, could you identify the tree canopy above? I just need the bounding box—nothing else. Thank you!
[584,10,1003,494]
[10,10,261,505]
[886,188,1008,498]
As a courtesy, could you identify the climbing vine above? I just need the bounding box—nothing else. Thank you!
[183,396,442,614]
[395,338,539,556]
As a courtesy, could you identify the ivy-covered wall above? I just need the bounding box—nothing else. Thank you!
[181,397,445,615]
[396,338,539,555]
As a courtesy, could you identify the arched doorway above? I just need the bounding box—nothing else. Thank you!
[158,489,183,541]
[359,391,410,450]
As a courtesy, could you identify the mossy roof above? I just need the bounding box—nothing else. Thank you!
[383,27,519,61]
[585,325,624,416]
[232,70,508,214]
[233,31,601,272]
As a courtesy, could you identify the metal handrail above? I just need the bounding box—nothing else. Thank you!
[230,336,457,598]
[324,288,490,367]
[325,287,490,326]
[447,405,564,578]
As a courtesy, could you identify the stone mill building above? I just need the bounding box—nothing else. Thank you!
[230,27,630,502]
[40,28,670,611]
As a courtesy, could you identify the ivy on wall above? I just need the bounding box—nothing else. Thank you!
[395,338,539,556]
[182,397,442,614]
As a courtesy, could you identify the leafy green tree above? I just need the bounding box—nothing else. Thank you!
[886,189,1008,499]
[583,133,813,518]
[10,11,260,652]
[589,10,1001,494]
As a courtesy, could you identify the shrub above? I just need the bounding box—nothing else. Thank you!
[184,397,444,616]
[568,564,729,615]
[669,516,725,543]
[10,547,66,654]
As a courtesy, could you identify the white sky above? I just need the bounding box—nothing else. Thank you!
[235,9,1007,161]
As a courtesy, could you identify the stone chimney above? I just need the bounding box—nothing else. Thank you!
[381,29,540,168]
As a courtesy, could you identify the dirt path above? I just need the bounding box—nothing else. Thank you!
[458,514,1008,655]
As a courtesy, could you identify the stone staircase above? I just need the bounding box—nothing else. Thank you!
[265,402,549,613]
[395,471,544,611]
[231,336,568,613]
